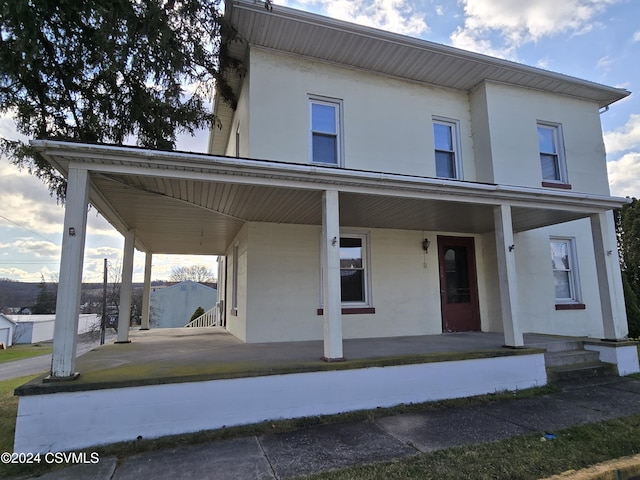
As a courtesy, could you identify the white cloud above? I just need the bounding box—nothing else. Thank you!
[283,0,428,36]
[536,57,550,69]
[607,152,640,198]
[0,267,50,282]
[450,0,617,58]
[0,161,66,236]
[596,55,612,70]
[0,113,28,143]
[0,238,60,258]
[604,113,640,155]
[633,30,640,42]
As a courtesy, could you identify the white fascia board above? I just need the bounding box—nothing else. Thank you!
[31,140,628,214]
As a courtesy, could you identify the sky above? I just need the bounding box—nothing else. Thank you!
[1,0,639,283]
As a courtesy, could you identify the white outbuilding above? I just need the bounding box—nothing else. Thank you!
[0,313,16,347]
[151,281,217,328]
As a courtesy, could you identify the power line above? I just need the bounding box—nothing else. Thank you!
[0,262,60,265]
[0,214,60,246]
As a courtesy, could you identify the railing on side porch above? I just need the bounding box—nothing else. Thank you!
[184,306,218,328]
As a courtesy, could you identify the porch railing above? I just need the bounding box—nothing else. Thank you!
[184,307,218,328]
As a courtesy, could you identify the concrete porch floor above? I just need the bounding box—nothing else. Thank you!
[16,328,569,396]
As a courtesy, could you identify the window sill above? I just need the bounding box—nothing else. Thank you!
[311,161,341,167]
[542,182,572,190]
[555,303,585,310]
[317,307,376,315]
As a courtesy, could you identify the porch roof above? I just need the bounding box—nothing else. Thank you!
[33,140,626,256]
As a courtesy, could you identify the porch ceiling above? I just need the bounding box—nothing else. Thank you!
[90,172,600,254]
[35,141,625,255]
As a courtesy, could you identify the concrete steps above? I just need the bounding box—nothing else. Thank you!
[546,362,617,383]
[528,337,618,384]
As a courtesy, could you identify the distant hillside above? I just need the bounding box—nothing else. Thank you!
[0,280,163,312]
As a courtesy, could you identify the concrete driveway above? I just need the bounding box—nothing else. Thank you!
[0,331,117,381]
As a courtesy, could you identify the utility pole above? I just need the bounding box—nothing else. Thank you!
[100,258,107,345]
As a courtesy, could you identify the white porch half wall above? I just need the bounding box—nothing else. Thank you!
[14,352,547,453]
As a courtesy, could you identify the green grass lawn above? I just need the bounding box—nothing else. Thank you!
[300,416,640,480]
[0,375,41,478]
[0,344,52,364]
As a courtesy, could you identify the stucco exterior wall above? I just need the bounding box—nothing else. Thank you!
[242,223,446,342]
[469,83,495,184]
[225,73,250,158]
[245,48,476,180]
[232,50,610,197]
[482,82,609,194]
[515,219,605,338]
[233,222,514,343]
[225,224,249,342]
[224,219,608,343]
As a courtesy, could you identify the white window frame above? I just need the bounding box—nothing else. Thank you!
[309,95,343,167]
[537,122,568,184]
[319,231,372,307]
[550,237,582,304]
[432,117,463,180]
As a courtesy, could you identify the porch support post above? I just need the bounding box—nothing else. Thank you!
[116,229,135,343]
[322,190,344,361]
[590,211,627,340]
[140,252,152,330]
[50,166,89,380]
[494,204,524,347]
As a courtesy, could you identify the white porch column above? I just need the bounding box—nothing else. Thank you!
[322,190,344,360]
[494,205,524,347]
[140,252,152,330]
[116,229,135,343]
[50,166,89,379]
[591,211,627,340]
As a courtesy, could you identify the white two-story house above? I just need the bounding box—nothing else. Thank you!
[207,0,631,357]
[16,0,639,454]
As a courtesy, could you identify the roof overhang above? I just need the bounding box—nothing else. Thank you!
[33,140,627,256]
[210,0,631,155]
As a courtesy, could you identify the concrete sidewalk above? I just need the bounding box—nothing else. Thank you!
[15,375,640,480]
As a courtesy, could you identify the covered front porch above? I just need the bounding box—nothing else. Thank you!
[20,328,553,390]
[31,140,631,381]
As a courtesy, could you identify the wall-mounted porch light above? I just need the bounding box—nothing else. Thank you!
[422,238,431,253]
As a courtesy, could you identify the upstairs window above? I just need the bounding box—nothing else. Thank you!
[310,97,342,165]
[538,123,568,185]
[433,118,461,179]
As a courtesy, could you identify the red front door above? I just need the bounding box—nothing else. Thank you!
[438,236,481,332]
